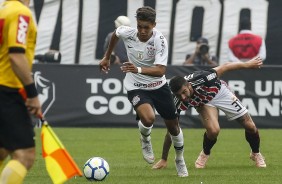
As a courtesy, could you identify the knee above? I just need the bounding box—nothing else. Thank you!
[206,128,220,139]
[12,148,36,170]
[165,120,180,136]
[245,123,257,133]
[140,116,155,127]
[24,152,36,170]
[168,126,179,136]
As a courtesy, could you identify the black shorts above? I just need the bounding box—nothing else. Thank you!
[127,83,178,120]
[0,86,35,151]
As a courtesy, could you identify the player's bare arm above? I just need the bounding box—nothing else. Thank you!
[120,62,166,77]
[99,30,120,73]
[10,53,34,85]
[214,56,263,77]
[9,53,42,116]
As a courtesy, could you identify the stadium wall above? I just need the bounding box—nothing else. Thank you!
[33,64,282,128]
[18,0,282,65]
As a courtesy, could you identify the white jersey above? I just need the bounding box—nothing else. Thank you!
[116,26,168,91]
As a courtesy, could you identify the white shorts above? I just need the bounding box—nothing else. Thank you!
[205,81,248,121]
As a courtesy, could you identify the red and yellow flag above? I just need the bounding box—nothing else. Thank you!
[41,122,82,184]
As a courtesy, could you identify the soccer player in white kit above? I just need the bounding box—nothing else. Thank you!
[152,57,267,170]
[99,6,188,177]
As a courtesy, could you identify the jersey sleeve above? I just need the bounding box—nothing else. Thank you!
[154,33,168,66]
[115,26,133,39]
[7,9,33,53]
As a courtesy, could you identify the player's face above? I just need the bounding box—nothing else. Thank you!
[137,20,156,42]
[174,83,193,102]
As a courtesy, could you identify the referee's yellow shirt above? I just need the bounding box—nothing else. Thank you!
[0,0,37,88]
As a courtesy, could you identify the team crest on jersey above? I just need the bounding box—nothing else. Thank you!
[132,95,140,106]
[17,15,30,44]
[137,52,143,60]
[148,41,154,46]
[147,46,155,57]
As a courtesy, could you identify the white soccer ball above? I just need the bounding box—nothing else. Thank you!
[83,157,110,181]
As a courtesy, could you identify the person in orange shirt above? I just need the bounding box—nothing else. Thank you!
[0,0,42,183]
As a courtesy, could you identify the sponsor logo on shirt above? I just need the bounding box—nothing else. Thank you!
[206,73,217,81]
[160,36,165,56]
[184,74,194,81]
[134,81,162,88]
[17,15,30,44]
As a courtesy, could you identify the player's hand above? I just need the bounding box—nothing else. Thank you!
[99,57,111,74]
[120,62,137,73]
[25,96,42,117]
[246,56,263,69]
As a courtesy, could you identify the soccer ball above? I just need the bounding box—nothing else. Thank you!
[83,157,110,181]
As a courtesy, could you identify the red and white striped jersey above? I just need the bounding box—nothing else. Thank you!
[174,69,221,112]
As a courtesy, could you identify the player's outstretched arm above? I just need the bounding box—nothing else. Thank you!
[214,56,263,77]
[99,30,119,73]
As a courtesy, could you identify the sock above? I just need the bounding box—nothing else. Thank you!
[138,121,153,141]
[203,132,217,155]
[170,128,184,160]
[0,160,27,184]
[245,129,260,153]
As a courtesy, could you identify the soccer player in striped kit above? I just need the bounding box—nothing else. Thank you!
[152,57,266,170]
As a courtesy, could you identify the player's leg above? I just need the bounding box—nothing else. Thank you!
[135,104,156,164]
[235,113,266,167]
[128,90,156,164]
[164,119,188,177]
[0,91,36,184]
[0,148,35,184]
[195,105,220,168]
[153,84,188,177]
[211,82,266,167]
[152,131,171,169]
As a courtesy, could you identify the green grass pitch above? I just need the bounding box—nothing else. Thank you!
[23,128,281,184]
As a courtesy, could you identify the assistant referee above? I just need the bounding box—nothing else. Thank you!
[0,0,42,183]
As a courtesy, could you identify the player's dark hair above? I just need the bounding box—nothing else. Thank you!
[136,6,156,23]
[169,76,187,93]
